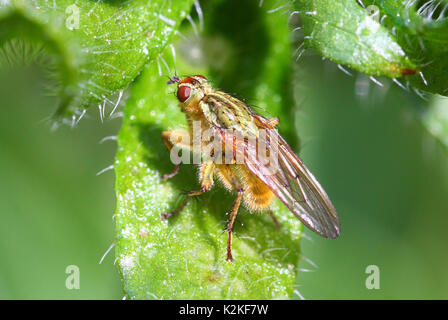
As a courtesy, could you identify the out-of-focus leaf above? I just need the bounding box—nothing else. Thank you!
[363,0,448,96]
[0,0,193,120]
[114,0,303,299]
[421,95,448,147]
[291,0,416,78]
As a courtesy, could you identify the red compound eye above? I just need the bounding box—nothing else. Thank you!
[177,85,191,103]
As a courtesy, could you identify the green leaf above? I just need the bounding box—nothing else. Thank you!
[362,0,448,95]
[292,0,416,78]
[0,0,193,120]
[114,0,303,299]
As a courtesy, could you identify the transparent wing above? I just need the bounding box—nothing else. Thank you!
[220,114,340,238]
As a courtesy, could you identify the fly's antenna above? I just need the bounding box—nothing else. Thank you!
[166,72,180,99]
[167,75,180,85]
[162,67,179,85]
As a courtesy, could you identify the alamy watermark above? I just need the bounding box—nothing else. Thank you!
[65,4,80,30]
[365,265,380,290]
[65,265,80,290]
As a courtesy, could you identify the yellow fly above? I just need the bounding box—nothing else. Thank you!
[161,75,340,261]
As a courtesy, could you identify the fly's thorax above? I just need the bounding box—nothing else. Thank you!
[200,91,259,137]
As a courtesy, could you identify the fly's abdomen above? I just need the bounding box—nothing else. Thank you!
[230,165,275,211]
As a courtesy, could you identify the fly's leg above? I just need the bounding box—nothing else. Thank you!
[161,164,180,181]
[161,130,192,181]
[226,188,243,262]
[160,188,204,220]
[268,210,280,231]
[161,161,216,220]
[215,165,244,262]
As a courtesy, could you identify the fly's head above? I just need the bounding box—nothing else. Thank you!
[168,75,210,116]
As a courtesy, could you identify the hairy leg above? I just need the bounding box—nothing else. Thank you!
[216,165,246,262]
[161,161,216,220]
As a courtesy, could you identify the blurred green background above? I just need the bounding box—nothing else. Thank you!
[1,24,448,301]
[294,54,448,299]
[0,65,122,299]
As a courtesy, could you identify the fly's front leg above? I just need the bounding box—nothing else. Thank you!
[161,161,216,220]
[161,130,192,180]
[162,164,180,181]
